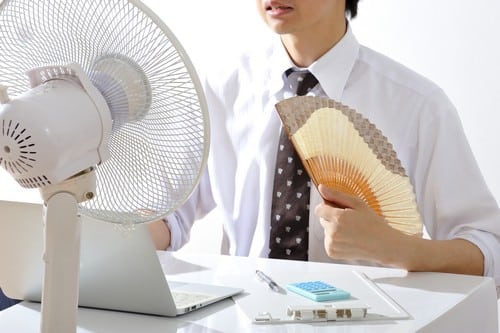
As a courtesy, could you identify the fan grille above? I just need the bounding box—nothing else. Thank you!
[0,0,209,224]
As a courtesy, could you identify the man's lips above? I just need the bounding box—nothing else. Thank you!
[266,2,293,16]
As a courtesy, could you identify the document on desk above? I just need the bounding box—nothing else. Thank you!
[233,270,411,324]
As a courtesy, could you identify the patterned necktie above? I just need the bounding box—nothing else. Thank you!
[269,70,318,260]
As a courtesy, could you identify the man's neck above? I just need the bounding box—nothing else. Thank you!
[281,20,347,68]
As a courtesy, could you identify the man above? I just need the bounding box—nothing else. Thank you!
[149,0,500,287]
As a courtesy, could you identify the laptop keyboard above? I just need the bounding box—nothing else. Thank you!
[172,291,215,308]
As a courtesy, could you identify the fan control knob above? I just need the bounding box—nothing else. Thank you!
[0,85,9,104]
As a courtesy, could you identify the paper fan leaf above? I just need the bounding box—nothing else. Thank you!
[275,96,422,236]
[277,96,406,176]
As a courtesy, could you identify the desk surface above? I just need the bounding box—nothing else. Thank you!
[1,252,498,333]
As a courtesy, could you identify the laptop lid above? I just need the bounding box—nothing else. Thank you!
[0,200,242,316]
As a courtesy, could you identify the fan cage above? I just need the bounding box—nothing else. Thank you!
[0,0,209,224]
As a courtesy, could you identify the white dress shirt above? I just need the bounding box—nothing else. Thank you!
[167,26,500,287]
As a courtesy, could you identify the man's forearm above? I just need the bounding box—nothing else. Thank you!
[385,236,484,276]
[147,220,171,250]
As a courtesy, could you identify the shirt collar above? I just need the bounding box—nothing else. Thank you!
[268,24,360,101]
[309,25,359,100]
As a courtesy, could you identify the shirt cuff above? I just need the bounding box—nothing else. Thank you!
[164,215,182,251]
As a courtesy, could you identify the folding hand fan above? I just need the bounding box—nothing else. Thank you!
[275,96,422,236]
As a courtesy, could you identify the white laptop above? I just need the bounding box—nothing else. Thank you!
[0,200,243,316]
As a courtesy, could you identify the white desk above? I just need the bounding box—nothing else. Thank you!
[0,252,498,333]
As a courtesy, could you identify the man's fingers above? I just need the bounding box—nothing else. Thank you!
[315,204,345,221]
[317,184,363,209]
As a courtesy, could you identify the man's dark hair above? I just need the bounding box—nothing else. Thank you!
[346,0,360,19]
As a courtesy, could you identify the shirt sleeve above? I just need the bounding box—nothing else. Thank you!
[165,167,216,250]
[412,89,500,287]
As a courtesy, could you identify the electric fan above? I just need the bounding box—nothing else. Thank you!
[0,0,209,332]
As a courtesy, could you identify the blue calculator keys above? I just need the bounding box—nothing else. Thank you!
[286,280,351,302]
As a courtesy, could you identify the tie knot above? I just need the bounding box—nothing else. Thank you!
[286,70,318,96]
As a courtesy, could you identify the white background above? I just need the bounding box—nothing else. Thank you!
[1,1,499,254]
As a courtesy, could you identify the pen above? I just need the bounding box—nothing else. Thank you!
[255,269,281,292]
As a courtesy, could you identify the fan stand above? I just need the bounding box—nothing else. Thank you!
[39,168,97,333]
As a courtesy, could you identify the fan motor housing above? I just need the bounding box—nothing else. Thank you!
[0,79,105,189]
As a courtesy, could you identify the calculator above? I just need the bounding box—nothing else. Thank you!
[286,280,351,302]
